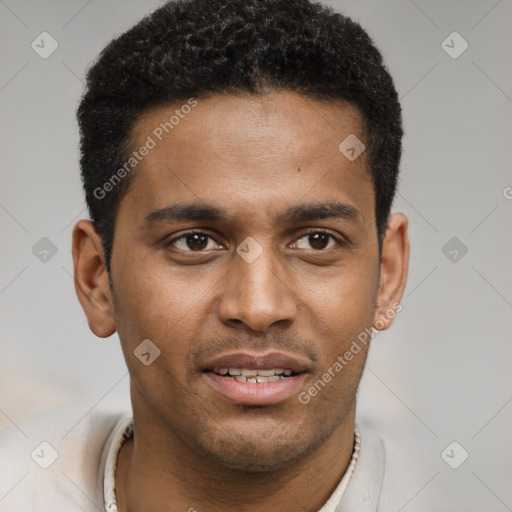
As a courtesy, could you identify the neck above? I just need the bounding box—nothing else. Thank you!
[115,400,357,512]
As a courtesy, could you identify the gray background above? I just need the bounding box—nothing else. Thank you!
[1,0,511,509]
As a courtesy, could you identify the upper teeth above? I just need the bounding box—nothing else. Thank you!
[217,368,293,377]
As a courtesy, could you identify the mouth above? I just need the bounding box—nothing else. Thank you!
[201,352,310,405]
[211,366,297,383]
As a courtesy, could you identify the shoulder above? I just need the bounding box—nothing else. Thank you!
[339,419,441,511]
[0,400,131,512]
[372,421,438,511]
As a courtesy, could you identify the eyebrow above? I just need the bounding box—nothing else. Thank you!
[142,200,363,229]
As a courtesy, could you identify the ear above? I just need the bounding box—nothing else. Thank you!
[373,213,409,331]
[72,219,116,338]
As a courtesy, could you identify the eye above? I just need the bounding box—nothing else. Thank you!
[165,229,344,253]
[291,230,341,251]
[166,231,223,252]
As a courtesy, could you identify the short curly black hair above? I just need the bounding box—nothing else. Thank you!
[77,0,403,273]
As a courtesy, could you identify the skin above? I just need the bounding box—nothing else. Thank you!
[72,91,409,512]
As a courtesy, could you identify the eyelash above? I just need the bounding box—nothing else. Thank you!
[165,229,345,251]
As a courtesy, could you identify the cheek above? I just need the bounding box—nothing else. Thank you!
[111,256,221,390]
[113,254,200,333]
[112,273,193,410]
[300,262,378,337]
[110,269,182,376]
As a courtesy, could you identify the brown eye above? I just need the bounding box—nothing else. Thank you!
[308,232,330,250]
[293,231,339,251]
[185,233,208,250]
[167,232,219,251]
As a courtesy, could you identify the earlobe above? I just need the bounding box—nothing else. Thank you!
[373,213,410,331]
[72,219,116,338]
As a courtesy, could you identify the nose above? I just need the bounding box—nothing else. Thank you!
[217,247,298,332]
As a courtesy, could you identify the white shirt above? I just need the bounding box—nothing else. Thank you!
[0,400,438,511]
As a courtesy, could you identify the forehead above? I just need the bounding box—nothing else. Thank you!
[120,91,374,227]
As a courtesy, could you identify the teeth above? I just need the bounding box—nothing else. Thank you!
[226,374,290,383]
[225,367,291,377]
[212,367,297,382]
[215,369,295,383]
[241,369,258,377]
[257,369,277,377]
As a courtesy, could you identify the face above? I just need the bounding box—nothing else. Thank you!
[74,91,408,471]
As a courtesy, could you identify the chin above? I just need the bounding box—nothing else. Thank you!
[195,420,325,472]
[204,441,308,472]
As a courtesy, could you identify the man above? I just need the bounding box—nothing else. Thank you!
[1,0,417,510]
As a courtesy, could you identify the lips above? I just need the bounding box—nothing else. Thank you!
[201,351,311,405]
